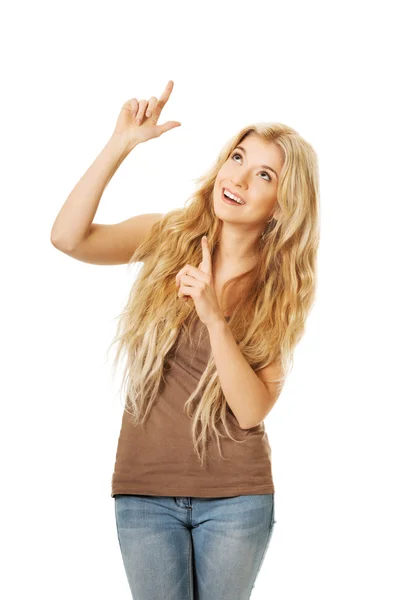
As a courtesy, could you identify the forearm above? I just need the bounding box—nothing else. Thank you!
[206,318,271,430]
[50,133,137,250]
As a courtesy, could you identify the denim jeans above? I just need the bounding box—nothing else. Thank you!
[114,493,276,600]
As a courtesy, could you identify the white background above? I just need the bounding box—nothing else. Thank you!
[1,0,399,598]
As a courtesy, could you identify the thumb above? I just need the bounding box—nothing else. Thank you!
[156,121,182,136]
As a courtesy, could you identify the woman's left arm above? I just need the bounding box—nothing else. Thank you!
[207,318,275,430]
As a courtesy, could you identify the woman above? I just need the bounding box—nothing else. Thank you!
[51,80,320,600]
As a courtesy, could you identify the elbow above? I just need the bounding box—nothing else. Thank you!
[50,235,61,249]
[50,231,64,249]
[50,234,74,253]
[239,398,275,430]
[239,419,263,431]
[239,415,263,430]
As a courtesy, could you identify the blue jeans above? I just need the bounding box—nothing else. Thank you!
[114,493,276,599]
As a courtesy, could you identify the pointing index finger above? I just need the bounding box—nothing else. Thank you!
[152,80,174,121]
[201,237,212,273]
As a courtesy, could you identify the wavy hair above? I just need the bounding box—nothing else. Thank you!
[107,122,320,466]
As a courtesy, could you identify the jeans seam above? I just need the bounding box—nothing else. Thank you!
[188,530,194,600]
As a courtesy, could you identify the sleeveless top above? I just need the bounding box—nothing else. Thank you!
[111,316,275,498]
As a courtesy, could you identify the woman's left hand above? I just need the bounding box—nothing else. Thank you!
[176,236,225,328]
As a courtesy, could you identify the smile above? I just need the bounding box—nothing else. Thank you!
[221,187,245,206]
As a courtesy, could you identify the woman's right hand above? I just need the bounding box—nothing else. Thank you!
[113,80,181,151]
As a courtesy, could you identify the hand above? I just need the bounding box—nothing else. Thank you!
[113,80,181,150]
[175,236,225,328]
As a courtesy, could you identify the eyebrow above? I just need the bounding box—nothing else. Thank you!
[235,146,279,179]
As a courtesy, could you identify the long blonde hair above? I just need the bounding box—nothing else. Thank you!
[107,122,320,466]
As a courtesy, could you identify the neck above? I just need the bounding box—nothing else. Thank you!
[213,247,260,274]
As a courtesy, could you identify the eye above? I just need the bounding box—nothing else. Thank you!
[231,151,271,182]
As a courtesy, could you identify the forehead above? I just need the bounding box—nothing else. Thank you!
[238,134,280,160]
[235,134,283,175]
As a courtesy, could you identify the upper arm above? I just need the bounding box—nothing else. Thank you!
[51,212,164,265]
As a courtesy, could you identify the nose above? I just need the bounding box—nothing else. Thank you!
[230,170,248,189]
[230,177,246,190]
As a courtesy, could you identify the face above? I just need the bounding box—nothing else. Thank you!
[213,133,283,233]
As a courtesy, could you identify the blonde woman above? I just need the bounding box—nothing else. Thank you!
[51,80,320,600]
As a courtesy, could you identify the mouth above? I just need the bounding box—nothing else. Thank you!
[221,187,246,206]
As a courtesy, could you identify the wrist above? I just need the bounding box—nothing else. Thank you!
[206,314,228,333]
[109,132,140,156]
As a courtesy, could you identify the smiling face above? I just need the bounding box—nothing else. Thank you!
[213,133,283,234]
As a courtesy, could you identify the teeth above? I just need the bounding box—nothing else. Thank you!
[224,189,244,204]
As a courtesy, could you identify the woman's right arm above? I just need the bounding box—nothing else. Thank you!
[50,133,134,251]
[50,81,180,264]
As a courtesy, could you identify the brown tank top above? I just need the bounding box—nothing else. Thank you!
[111,316,275,498]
